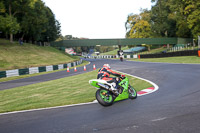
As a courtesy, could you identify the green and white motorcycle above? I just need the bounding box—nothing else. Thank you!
[89,76,137,106]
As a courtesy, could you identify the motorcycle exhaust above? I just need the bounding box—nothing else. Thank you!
[97,83,110,90]
[97,83,119,96]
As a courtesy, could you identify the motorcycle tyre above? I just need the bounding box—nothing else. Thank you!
[96,89,114,106]
[120,57,123,62]
[128,85,137,99]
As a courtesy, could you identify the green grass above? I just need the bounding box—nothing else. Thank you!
[0,70,152,113]
[0,39,78,71]
[129,56,200,64]
[99,46,129,55]
[0,60,89,82]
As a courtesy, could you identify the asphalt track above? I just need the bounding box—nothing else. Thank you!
[1,59,200,133]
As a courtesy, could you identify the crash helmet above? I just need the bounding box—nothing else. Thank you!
[103,64,110,69]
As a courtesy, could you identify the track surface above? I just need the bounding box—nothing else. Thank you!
[1,59,200,133]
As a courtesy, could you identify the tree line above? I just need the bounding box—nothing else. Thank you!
[0,0,61,43]
[125,0,200,41]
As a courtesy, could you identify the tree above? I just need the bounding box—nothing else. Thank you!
[168,0,192,38]
[0,0,61,43]
[125,0,200,40]
[129,20,151,38]
[0,15,20,41]
[150,0,176,37]
[40,7,61,42]
[2,0,27,42]
[167,0,200,39]
[125,9,152,38]
[0,1,5,13]
[0,1,6,33]
[184,0,200,39]
[18,0,61,42]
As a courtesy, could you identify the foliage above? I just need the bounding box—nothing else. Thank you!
[0,15,20,35]
[126,0,200,39]
[185,0,200,40]
[150,0,176,37]
[0,0,61,42]
[129,20,151,38]
[168,0,192,38]
[125,9,152,38]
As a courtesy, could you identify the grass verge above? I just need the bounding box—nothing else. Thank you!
[97,46,129,55]
[0,70,152,113]
[0,60,89,83]
[128,56,200,64]
[0,39,79,71]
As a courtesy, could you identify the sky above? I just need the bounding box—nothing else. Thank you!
[42,0,152,39]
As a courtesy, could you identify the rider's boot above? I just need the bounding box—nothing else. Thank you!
[110,83,116,90]
[110,83,119,96]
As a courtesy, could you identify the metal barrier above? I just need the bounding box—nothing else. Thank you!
[0,59,82,79]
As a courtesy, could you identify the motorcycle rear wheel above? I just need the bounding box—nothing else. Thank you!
[128,85,137,99]
[96,89,114,106]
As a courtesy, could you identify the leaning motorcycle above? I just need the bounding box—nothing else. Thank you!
[89,76,137,106]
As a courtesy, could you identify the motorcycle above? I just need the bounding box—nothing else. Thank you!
[89,76,137,106]
[120,56,123,62]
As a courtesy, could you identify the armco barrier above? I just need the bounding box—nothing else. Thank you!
[0,59,82,79]
[39,66,46,72]
[29,67,39,74]
[53,65,58,71]
[6,69,19,77]
[46,66,53,72]
[19,68,29,76]
[0,71,6,78]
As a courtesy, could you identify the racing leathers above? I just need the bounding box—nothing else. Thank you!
[97,67,122,90]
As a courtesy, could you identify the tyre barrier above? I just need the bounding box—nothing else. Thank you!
[0,59,83,79]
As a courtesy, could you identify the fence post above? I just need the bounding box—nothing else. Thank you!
[198,35,200,49]
[198,50,200,57]
[198,35,200,57]
[138,55,140,59]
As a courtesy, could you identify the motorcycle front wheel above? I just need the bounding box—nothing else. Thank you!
[128,85,137,99]
[120,57,123,62]
[96,89,114,106]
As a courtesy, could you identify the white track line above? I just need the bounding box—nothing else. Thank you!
[113,70,159,96]
[0,69,158,116]
[0,101,97,116]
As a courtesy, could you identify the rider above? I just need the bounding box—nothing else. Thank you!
[97,64,125,91]
[119,50,123,57]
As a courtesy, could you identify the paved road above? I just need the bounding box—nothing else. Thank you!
[0,58,111,90]
[0,59,200,133]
